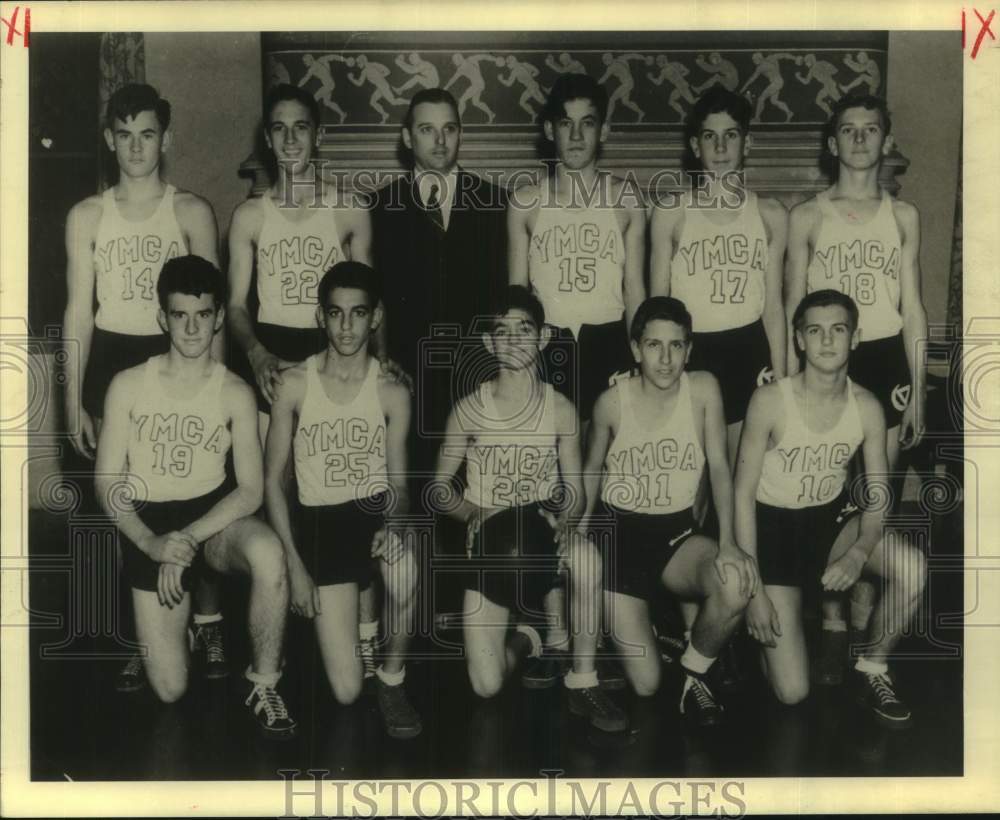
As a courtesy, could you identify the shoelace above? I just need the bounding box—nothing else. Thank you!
[246,684,289,724]
[868,672,900,704]
[580,687,612,716]
[688,677,718,711]
[201,627,225,664]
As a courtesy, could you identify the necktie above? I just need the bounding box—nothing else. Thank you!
[426,182,445,231]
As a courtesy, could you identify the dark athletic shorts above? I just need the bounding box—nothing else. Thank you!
[849,333,911,429]
[544,318,634,423]
[463,501,563,613]
[755,490,862,592]
[592,501,699,600]
[120,478,233,593]
[251,322,326,413]
[82,328,169,419]
[296,493,388,588]
[688,319,773,425]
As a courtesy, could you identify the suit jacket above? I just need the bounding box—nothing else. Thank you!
[370,170,508,456]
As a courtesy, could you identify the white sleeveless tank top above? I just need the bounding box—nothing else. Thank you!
[256,194,346,329]
[293,355,388,507]
[756,377,864,509]
[528,197,626,337]
[463,382,560,510]
[805,189,903,342]
[669,191,768,332]
[93,184,187,335]
[127,355,231,502]
[602,373,706,513]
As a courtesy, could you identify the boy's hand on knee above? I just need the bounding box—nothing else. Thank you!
[715,543,759,599]
[821,549,865,592]
[143,532,197,567]
[288,562,320,618]
[746,592,781,647]
[157,563,186,608]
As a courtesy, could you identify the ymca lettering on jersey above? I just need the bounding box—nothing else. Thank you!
[126,356,231,502]
[256,196,346,328]
[809,239,900,282]
[606,438,701,476]
[468,443,559,509]
[93,184,188,335]
[674,233,766,278]
[94,235,183,277]
[756,378,864,510]
[530,221,622,269]
[293,357,389,506]
[133,412,227,453]
[805,190,904,341]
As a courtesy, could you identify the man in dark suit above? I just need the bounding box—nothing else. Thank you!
[370,88,508,482]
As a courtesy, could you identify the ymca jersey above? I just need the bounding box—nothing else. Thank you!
[528,200,625,337]
[601,373,706,513]
[805,189,903,341]
[463,382,560,510]
[294,355,387,507]
[669,191,768,332]
[256,194,345,329]
[757,377,864,509]
[126,355,231,503]
[93,184,187,335]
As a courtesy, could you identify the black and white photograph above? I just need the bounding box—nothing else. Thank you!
[1,1,995,816]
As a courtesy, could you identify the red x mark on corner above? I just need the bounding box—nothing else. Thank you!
[1,5,30,47]
[963,7,996,59]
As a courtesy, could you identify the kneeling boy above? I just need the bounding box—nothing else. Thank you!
[582,296,755,727]
[95,255,295,738]
[735,289,926,727]
[264,261,421,739]
[433,286,627,732]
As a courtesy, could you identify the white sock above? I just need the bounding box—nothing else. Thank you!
[515,624,543,659]
[683,629,692,644]
[245,665,280,688]
[359,620,379,641]
[563,669,598,690]
[193,612,222,626]
[680,643,716,676]
[822,618,848,632]
[855,656,888,675]
[375,664,405,686]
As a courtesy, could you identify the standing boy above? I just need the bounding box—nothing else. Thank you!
[582,296,755,727]
[63,82,226,692]
[785,96,927,675]
[264,262,422,739]
[650,87,787,464]
[94,256,296,738]
[228,83,372,430]
[735,290,926,727]
[509,72,646,427]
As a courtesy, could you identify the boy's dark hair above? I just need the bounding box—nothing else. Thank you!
[686,87,752,142]
[105,83,171,132]
[630,296,693,343]
[828,93,892,135]
[157,255,227,311]
[490,285,545,331]
[318,261,382,309]
[403,88,461,133]
[541,73,608,126]
[791,289,859,333]
[264,83,321,130]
